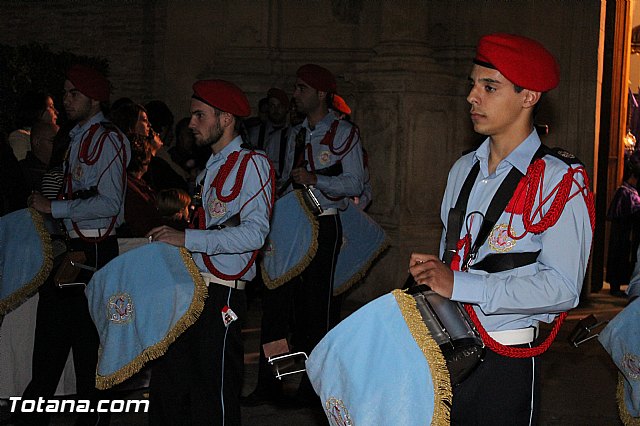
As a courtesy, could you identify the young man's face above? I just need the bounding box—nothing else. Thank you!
[63,80,95,123]
[188,98,223,147]
[466,64,528,138]
[292,79,322,115]
[268,97,288,125]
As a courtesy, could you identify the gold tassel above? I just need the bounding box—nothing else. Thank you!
[262,190,319,289]
[393,289,452,426]
[96,247,208,389]
[617,373,640,426]
[0,208,53,315]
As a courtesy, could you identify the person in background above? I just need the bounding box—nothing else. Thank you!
[19,122,59,195]
[606,151,640,297]
[9,92,58,161]
[156,188,191,230]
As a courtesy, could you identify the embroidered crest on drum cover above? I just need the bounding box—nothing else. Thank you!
[488,223,516,253]
[107,293,134,324]
[325,397,353,426]
[622,353,640,380]
[318,150,331,166]
[208,197,227,218]
[73,164,83,180]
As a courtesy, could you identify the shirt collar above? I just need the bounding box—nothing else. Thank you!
[69,111,105,139]
[302,112,335,132]
[473,129,541,176]
[207,135,243,168]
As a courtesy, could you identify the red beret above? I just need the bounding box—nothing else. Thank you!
[474,33,559,92]
[66,64,110,102]
[192,79,251,117]
[296,64,337,93]
[267,87,289,109]
[332,95,351,115]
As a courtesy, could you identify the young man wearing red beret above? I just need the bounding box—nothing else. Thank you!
[18,64,130,426]
[409,34,593,425]
[147,79,274,425]
[245,64,364,407]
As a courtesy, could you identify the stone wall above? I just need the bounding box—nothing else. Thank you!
[0,0,603,302]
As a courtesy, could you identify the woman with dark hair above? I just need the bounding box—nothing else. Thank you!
[110,102,150,137]
[117,135,163,237]
[8,92,58,161]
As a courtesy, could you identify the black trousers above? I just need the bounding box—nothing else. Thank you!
[451,345,540,426]
[149,284,246,426]
[253,214,342,394]
[20,236,118,426]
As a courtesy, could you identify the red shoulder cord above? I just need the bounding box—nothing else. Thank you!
[191,150,275,280]
[457,158,596,358]
[63,124,128,243]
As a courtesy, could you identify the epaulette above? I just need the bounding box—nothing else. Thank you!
[539,144,584,166]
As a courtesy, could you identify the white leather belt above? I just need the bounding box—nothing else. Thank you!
[318,208,338,216]
[68,228,113,239]
[200,272,246,290]
[488,326,538,346]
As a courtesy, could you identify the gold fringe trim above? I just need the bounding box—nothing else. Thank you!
[96,247,208,389]
[262,190,319,289]
[618,373,640,425]
[333,238,390,296]
[392,289,452,426]
[0,208,53,315]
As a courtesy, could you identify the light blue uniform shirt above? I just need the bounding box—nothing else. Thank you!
[281,113,364,210]
[51,112,130,231]
[440,130,593,332]
[185,137,272,281]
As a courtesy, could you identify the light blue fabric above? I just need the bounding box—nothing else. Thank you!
[50,112,130,230]
[261,190,315,286]
[86,242,201,381]
[306,292,435,425]
[333,200,387,294]
[442,129,593,331]
[598,298,640,417]
[0,208,50,314]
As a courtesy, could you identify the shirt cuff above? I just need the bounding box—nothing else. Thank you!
[451,271,485,304]
[314,175,330,192]
[185,229,207,253]
[50,200,70,219]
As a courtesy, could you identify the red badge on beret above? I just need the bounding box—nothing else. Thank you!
[267,87,290,109]
[66,64,110,102]
[332,95,351,115]
[296,64,337,93]
[192,79,251,117]
[474,33,559,92]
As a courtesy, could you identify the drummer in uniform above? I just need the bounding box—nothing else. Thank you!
[245,64,364,406]
[25,64,130,425]
[147,79,274,425]
[409,34,594,425]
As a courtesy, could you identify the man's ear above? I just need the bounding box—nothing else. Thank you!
[317,90,327,103]
[221,111,234,129]
[523,90,542,109]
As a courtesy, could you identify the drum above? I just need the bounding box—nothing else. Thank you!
[333,200,388,295]
[598,298,640,420]
[85,242,207,389]
[0,208,52,315]
[261,190,318,288]
[306,289,451,425]
[407,284,484,385]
